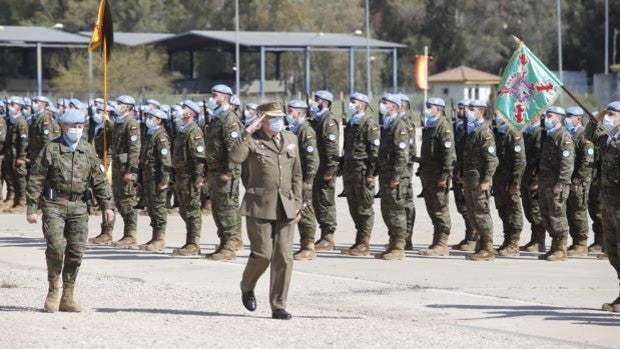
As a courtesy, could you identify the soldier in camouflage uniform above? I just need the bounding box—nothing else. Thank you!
[309,90,340,251]
[418,98,456,256]
[588,122,605,254]
[285,100,319,260]
[452,100,478,251]
[376,94,409,260]
[26,109,114,313]
[520,121,547,252]
[339,93,379,256]
[29,96,61,159]
[4,96,30,213]
[462,100,499,261]
[137,109,172,252]
[105,96,141,248]
[563,107,594,257]
[0,102,7,208]
[493,115,526,256]
[398,93,417,250]
[203,85,243,260]
[585,101,620,312]
[536,107,574,261]
[171,101,206,256]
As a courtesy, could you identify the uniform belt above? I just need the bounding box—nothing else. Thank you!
[57,191,85,202]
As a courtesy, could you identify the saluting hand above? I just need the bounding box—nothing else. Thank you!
[246,115,265,134]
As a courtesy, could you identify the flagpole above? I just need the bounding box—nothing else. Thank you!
[103,37,108,169]
[423,46,428,104]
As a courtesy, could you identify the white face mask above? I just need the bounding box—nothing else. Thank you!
[379,103,389,115]
[65,128,83,142]
[348,102,357,114]
[207,97,218,110]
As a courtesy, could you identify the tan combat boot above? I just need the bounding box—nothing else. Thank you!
[498,234,520,257]
[112,228,138,248]
[141,228,166,252]
[602,295,620,312]
[3,191,14,208]
[58,283,81,313]
[404,231,414,251]
[567,239,588,257]
[294,239,317,260]
[230,231,244,251]
[172,235,200,256]
[88,223,114,245]
[419,233,449,256]
[205,237,237,261]
[453,228,478,251]
[521,226,546,252]
[379,238,406,260]
[201,199,212,216]
[539,238,567,261]
[343,233,371,256]
[466,239,495,261]
[43,275,62,313]
[588,242,604,254]
[314,232,335,251]
[5,196,26,213]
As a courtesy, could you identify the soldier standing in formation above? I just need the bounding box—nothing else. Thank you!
[461,100,498,261]
[520,121,547,252]
[285,100,319,260]
[418,98,455,256]
[398,94,417,250]
[26,109,114,313]
[5,97,29,213]
[340,93,379,256]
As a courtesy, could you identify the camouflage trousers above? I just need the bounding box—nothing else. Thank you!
[539,183,570,241]
[452,175,475,234]
[111,165,138,234]
[521,175,546,236]
[588,178,604,246]
[7,154,27,202]
[567,182,590,243]
[404,165,416,236]
[42,199,89,284]
[602,187,620,279]
[463,172,493,244]
[421,173,452,235]
[379,175,408,239]
[207,172,240,239]
[143,174,168,230]
[297,188,317,240]
[343,169,375,235]
[175,175,202,239]
[312,171,337,234]
[493,179,524,238]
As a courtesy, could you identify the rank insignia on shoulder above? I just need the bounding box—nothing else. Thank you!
[305,135,313,139]
[371,126,378,131]
[194,135,202,140]
[400,130,407,135]
[130,126,138,130]
[328,123,335,127]
[485,136,493,141]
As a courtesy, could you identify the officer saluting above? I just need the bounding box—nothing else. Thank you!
[26,109,114,312]
[231,102,302,320]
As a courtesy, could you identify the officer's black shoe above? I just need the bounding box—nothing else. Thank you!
[242,291,256,312]
[272,308,292,320]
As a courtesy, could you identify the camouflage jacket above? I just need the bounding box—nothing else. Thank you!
[293,121,319,185]
[26,137,113,215]
[140,127,172,185]
[173,121,206,179]
[29,110,60,159]
[6,114,29,161]
[111,112,141,175]
[463,122,499,183]
[342,113,380,177]
[538,126,574,186]
[309,110,340,176]
[569,126,594,186]
[203,108,242,176]
[420,116,455,181]
[377,115,410,181]
[494,129,525,186]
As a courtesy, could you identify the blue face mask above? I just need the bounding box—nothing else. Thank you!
[65,128,83,143]
[269,117,284,132]
[145,118,159,130]
[564,118,576,134]
[423,108,434,119]
[114,114,125,123]
[383,115,394,129]
[602,115,616,132]
[286,114,296,126]
[544,118,555,130]
[466,110,476,123]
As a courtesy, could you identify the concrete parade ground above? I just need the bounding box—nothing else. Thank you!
[1,178,618,348]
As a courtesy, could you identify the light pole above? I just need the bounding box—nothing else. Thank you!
[614,28,619,65]
[235,0,240,94]
[557,0,563,104]
[365,0,371,98]
[605,0,609,74]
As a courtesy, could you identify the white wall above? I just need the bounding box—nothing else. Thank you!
[430,83,494,104]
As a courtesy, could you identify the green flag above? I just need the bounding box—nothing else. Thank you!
[495,38,563,132]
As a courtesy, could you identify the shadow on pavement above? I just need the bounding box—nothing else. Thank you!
[95,307,361,320]
[0,305,43,312]
[0,236,46,248]
[426,304,620,326]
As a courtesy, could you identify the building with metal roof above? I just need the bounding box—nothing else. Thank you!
[78,32,174,47]
[428,65,501,104]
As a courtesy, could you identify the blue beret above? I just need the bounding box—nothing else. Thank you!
[546,106,566,116]
[245,103,258,110]
[160,104,170,113]
[211,84,233,95]
[59,109,85,124]
[57,98,66,106]
[94,97,105,104]
[314,90,333,103]
[116,95,136,105]
[33,96,50,104]
[397,93,410,103]
[68,98,82,109]
[24,97,32,105]
[458,99,470,107]
[230,95,241,106]
[350,92,370,104]
[606,101,620,112]
[146,109,168,120]
[146,99,161,107]
[287,100,308,109]
[383,93,402,106]
[182,100,200,115]
[469,99,487,108]
[565,106,584,117]
[426,97,446,108]
[10,96,25,106]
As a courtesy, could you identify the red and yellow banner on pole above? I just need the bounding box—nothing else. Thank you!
[414,55,429,90]
[88,0,113,169]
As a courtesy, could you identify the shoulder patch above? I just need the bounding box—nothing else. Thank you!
[400,130,408,135]
[194,135,202,140]
[562,150,570,158]
[305,135,314,140]
[371,126,378,131]
[130,126,138,130]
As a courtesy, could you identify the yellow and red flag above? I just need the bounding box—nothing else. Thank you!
[414,54,430,90]
[88,0,114,60]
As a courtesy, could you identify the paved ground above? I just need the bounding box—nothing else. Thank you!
[1,178,619,348]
